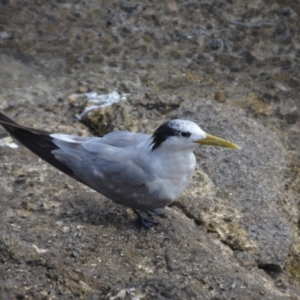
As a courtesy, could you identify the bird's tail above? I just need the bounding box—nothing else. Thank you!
[0,112,83,182]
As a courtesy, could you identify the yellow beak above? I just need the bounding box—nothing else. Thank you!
[197,133,240,150]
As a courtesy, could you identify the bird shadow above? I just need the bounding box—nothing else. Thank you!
[54,192,156,231]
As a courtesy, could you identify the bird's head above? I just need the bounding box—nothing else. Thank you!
[150,119,240,151]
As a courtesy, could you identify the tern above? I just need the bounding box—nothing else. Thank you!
[0,112,240,227]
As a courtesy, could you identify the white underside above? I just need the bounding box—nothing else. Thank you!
[146,146,197,203]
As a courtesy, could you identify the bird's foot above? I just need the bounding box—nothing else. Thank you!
[133,209,159,228]
[146,208,166,218]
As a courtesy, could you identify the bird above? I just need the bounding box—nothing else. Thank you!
[0,112,240,227]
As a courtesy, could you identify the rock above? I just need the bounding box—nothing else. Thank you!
[0,0,300,298]
[176,100,292,270]
[72,93,182,136]
[214,91,227,103]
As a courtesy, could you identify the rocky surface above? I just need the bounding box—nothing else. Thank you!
[0,0,300,299]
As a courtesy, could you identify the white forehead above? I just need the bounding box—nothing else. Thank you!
[168,119,204,134]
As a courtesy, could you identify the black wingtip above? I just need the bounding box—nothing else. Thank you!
[0,112,50,135]
[0,112,85,184]
[0,112,18,124]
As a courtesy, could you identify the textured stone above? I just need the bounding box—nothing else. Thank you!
[0,0,300,298]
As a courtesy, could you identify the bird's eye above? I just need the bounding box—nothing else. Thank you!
[181,131,190,137]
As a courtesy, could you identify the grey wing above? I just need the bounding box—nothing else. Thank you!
[0,112,157,209]
[50,131,151,149]
[51,134,154,191]
[100,131,150,148]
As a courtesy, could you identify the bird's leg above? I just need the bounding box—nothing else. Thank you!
[145,208,166,218]
[133,209,159,228]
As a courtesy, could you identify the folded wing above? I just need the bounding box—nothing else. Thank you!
[51,134,154,188]
[0,112,156,208]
